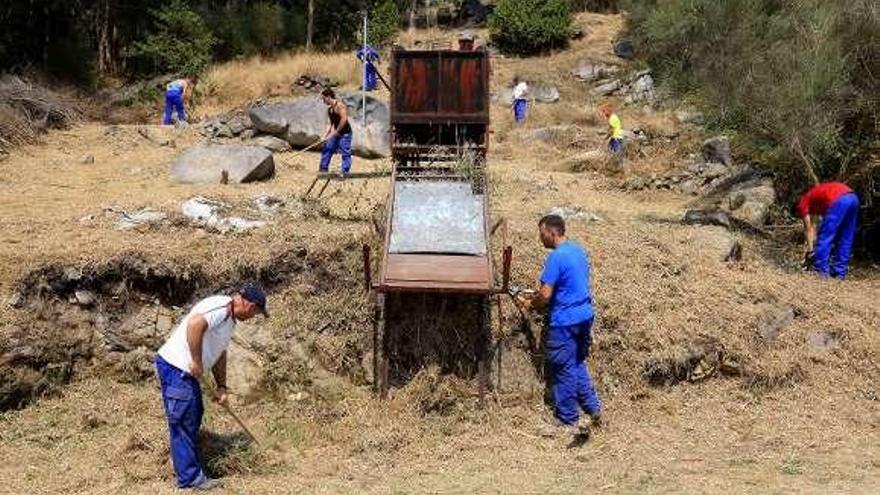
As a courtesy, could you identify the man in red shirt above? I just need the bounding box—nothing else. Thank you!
[797,181,860,279]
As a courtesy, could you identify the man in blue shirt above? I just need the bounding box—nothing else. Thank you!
[519,214,602,437]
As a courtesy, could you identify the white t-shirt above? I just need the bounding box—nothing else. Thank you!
[513,81,529,100]
[157,295,236,373]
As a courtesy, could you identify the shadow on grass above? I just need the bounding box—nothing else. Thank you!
[200,429,263,477]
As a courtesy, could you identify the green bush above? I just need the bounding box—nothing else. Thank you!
[249,3,285,55]
[130,0,216,76]
[570,0,620,12]
[625,0,880,197]
[368,0,400,47]
[489,0,572,54]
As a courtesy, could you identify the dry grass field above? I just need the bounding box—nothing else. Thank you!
[0,12,878,495]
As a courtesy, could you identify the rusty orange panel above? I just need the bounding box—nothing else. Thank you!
[391,49,489,124]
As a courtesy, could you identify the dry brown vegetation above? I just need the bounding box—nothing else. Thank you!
[0,12,878,495]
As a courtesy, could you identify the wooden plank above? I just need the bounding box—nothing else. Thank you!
[380,254,493,293]
[391,113,489,124]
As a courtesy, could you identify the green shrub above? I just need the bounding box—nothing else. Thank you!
[368,0,400,47]
[249,3,285,55]
[625,0,880,197]
[130,0,216,76]
[570,0,620,12]
[489,0,572,54]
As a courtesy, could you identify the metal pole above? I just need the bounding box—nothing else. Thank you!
[362,10,368,128]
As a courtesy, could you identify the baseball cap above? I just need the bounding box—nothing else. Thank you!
[240,284,268,317]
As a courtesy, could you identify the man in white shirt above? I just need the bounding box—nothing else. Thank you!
[512,76,529,123]
[155,285,268,490]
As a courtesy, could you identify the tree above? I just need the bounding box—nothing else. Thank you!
[130,0,216,76]
[369,0,400,47]
[95,0,122,76]
[489,0,572,54]
[249,2,285,55]
[307,0,315,51]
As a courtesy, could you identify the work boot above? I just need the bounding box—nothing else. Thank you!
[192,477,223,491]
[538,418,577,438]
[538,416,587,447]
[589,412,603,429]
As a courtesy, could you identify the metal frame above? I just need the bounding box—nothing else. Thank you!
[362,45,508,406]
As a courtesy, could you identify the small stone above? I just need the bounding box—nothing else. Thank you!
[115,209,167,231]
[240,129,256,140]
[255,193,285,215]
[155,314,175,335]
[593,79,621,96]
[251,135,292,153]
[678,180,701,196]
[288,391,310,402]
[701,162,729,179]
[613,39,635,59]
[80,155,95,164]
[702,135,732,166]
[547,206,602,222]
[227,117,246,136]
[683,210,732,228]
[82,413,106,430]
[6,292,24,308]
[73,290,97,307]
[64,267,83,282]
[214,124,234,139]
[757,305,796,340]
[808,331,839,351]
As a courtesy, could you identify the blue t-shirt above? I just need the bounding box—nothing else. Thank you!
[540,240,594,327]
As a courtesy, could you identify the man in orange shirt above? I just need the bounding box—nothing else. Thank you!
[797,181,860,279]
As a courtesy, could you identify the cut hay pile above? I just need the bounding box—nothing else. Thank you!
[0,75,80,152]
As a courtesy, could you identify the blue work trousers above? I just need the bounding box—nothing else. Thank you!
[546,319,601,425]
[155,355,208,488]
[513,99,527,123]
[163,90,186,125]
[609,138,624,155]
[364,65,377,91]
[319,133,353,173]
[814,192,860,279]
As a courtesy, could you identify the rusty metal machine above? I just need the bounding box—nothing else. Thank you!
[363,40,511,405]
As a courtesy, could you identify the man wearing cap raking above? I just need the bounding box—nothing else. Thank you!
[155,285,268,491]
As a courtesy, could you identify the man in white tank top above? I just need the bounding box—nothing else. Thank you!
[155,284,267,490]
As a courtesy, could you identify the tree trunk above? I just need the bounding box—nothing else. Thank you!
[409,0,417,34]
[96,0,120,77]
[306,0,314,51]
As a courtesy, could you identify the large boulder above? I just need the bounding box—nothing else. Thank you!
[727,177,776,227]
[623,71,656,105]
[171,145,275,184]
[688,226,742,262]
[532,84,560,103]
[571,61,619,82]
[249,94,390,158]
[593,79,621,96]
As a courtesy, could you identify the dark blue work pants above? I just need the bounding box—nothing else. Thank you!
[163,90,186,125]
[155,355,207,488]
[513,98,527,123]
[814,192,859,279]
[319,133,353,173]
[546,319,602,425]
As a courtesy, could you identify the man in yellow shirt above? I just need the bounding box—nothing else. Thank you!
[600,103,624,157]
